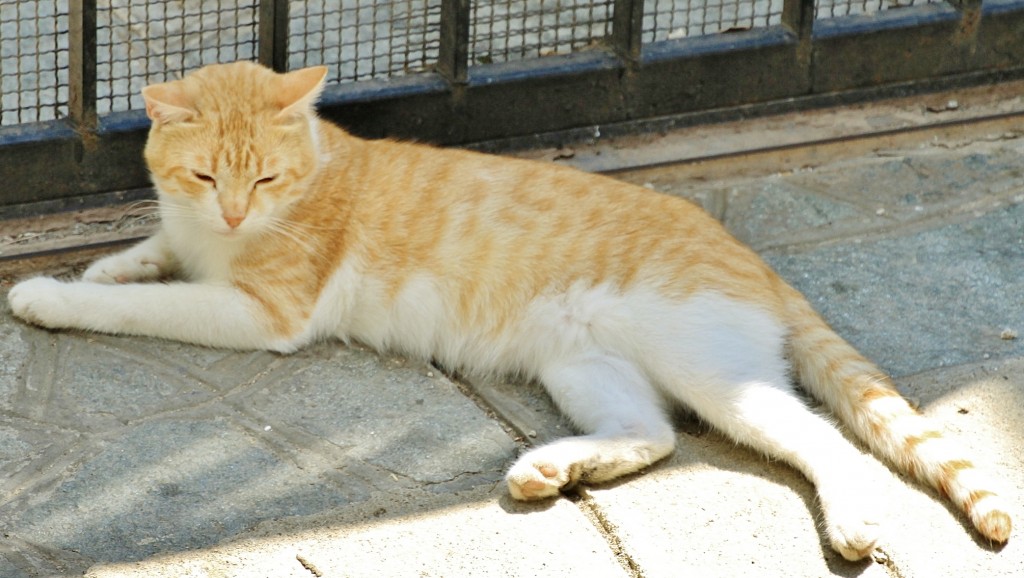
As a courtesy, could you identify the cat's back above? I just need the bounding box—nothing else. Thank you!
[335,134,774,301]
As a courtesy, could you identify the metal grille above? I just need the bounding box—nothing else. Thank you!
[0,0,997,129]
[643,0,784,43]
[289,1,443,84]
[0,0,69,126]
[96,0,259,114]
[816,0,946,18]
[469,0,614,65]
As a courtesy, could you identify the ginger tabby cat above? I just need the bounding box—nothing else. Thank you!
[8,61,1011,560]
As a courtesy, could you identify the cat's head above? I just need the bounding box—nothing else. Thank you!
[142,61,328,237]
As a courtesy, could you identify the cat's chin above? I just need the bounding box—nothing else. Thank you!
[212,226,250,240]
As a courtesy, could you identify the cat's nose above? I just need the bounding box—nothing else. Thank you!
[223,214,245,229]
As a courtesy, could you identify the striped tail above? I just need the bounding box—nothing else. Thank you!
[777,280,1012,543]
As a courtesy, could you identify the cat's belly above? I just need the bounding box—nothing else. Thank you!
[312,265,786,387]
[340,273,491,370]
[311,266,580,373]
[307,266,449,360]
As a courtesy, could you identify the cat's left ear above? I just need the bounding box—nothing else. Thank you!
[276,66,329,120]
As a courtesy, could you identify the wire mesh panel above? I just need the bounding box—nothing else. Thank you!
[289,1,443,84]
[469,0,614,65]
[0,0,1002,131]
[96,0,259,115]
[816,0,946,18]
[643,0,784,43]
[0,0,69,126]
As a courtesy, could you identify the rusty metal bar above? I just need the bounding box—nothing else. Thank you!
[68,0,98,131]
[612,0,644,65]
[948,0,983,9]
[782,0,815,39]
[258,0,289,72]
[438,0,470,84]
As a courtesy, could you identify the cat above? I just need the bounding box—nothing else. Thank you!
[7,61,1011,560]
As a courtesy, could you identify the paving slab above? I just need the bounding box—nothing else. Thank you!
[84,485,630,578]
[885,359,1024,578]
[0,306,524,575]
[582,434,894,578]
[754,143,1024,377]
[765,201,1024,377]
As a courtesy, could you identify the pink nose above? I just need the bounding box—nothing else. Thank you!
[224,214,245,229]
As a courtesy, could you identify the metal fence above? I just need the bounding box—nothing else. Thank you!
[1,0,1023,210]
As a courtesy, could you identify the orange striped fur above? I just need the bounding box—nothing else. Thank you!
[780,281,1011,545]
[8,62,1011,559]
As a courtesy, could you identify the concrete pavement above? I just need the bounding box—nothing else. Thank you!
[2,95,1023,577]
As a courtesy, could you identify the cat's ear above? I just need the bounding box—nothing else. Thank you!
[276,66,328,120]
[142,81,196,125]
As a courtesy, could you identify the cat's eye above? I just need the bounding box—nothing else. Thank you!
[193,172,215,184]
[255,175,278,186]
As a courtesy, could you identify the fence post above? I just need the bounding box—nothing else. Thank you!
[782,0,815,41]
[612,0,644,65]
[782,0,815,80]
[947,0,982,8]
[68,0,98,133]
[258,0,290,72]
[438,0,470,85]
[949,0,982,50]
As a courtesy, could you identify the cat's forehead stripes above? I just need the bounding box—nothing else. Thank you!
[208,131,266,179]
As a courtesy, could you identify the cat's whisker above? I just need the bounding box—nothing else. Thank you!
[123,199,161,212]
[269,216,322,242]
[263,218,329,262]
[282,220,341,232]
[152,206,208,226]
[106,200,161,221]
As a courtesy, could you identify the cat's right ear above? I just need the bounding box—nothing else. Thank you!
[142,82,196,125]
[275,66,329,121]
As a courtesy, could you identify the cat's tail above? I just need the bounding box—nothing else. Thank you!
[776,279,1012,544]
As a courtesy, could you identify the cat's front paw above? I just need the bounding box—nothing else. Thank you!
[83,251,166,284]
[506,450,575,501]
[8,277,74,329]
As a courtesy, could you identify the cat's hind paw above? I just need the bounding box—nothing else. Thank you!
[825,507,882,561]
[507,460,570,501]
[506,446,582,501]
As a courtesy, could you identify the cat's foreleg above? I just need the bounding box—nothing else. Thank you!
[8,277,302,352]
[82,231,179,284]
[506,352,676,500]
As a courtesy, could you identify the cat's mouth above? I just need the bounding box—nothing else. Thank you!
[213,223,249,239]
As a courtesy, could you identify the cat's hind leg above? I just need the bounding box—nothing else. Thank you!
[675,375,883,561]
[506,352,676,500]
[622,293,883,559]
